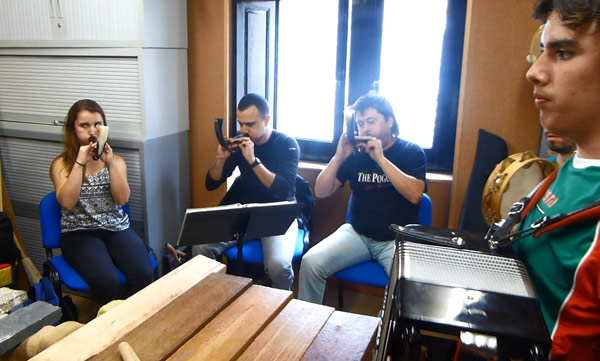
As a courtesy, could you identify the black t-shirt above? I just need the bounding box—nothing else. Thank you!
[337,138,427,241]
[206,130,300,204]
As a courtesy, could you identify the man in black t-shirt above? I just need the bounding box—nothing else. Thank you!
[298,93,426,304]
[194,93,300,290]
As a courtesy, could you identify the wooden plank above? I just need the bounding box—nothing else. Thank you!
[167,285,293,361]
[90,272,252,361]
[32,255,226,361]
[237,299,335,361]
[301,310,379,361]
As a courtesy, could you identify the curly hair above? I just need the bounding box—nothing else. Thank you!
[533,0,600,28]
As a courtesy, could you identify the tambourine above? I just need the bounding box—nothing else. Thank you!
[527,24,544,64]
[482,151,556,226]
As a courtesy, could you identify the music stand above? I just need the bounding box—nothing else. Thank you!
[176,201,303,274]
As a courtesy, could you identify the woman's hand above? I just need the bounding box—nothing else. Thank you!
[101,142,115,167]
[76,143,95,166]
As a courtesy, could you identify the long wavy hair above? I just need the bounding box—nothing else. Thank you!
[52,99,107,179]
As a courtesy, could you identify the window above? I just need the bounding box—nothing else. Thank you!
[235,0,466,172]
[379,1,448,149]
[277,0,339,142]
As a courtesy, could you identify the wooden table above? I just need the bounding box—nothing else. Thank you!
[32,256,379,361]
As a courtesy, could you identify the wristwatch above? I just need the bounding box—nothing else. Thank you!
[250,157,261,168]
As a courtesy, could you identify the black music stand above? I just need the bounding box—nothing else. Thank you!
[176,201,303,274]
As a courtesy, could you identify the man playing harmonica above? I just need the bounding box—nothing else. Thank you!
[298,92,426,304]
[194,93,300,290]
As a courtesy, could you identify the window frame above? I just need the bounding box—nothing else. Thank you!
[234,0,466,172]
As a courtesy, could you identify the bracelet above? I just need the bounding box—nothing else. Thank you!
[75,160,86,167]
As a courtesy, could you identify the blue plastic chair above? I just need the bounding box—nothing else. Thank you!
[222,228,308,263]
[333,193,432,309]
[40,192,157,300]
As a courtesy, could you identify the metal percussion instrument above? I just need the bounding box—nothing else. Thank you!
[482,151,555,226]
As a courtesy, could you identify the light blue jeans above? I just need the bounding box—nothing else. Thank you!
[192,219,298,290]
[298,223,395,304]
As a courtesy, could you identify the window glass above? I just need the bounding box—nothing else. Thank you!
[378,1,448,149]
[236,0,464,169]
[277,0,340,142]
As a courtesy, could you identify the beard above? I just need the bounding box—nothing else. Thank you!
[548,140,576,155]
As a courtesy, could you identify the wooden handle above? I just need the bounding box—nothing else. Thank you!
[12,232,26,254]
[13,233,42,284]
[118,342,141,361]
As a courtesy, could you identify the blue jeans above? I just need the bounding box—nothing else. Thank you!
[298,223,395,304]
[192,219,298,290]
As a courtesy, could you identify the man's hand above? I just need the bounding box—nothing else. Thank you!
[362,136,384,163]
[335,133,354,160]
[216,143,232,160]
[238,137,256,164]
[209,143,232,181]
[314,133,354,198]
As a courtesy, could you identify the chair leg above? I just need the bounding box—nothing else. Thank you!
[59,295,79,323]
[43,261,63,300]
[338,280,344,310]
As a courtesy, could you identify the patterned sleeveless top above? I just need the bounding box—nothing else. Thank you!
[60,167,130,233]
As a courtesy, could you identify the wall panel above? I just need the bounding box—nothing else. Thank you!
[449,0,542,228]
